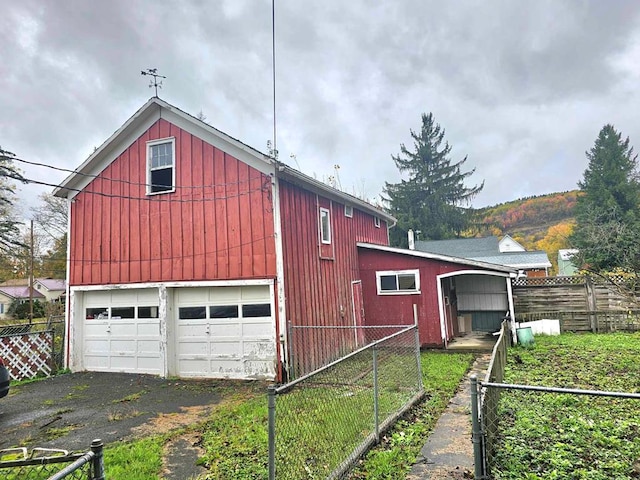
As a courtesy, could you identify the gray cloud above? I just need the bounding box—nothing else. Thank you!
[2,0,640,216]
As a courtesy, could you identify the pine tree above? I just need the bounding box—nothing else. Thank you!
[0,147,26,253]
[384,113,483,247]
[570,125,640,272]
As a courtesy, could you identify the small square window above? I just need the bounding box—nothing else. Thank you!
[138,306,159,318]
[344,205,353,218]
[319,207,331,244]
[147,138,175,194]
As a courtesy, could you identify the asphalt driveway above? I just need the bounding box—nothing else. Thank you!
[0,371,233,452]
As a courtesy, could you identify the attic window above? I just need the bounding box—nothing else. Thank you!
[147,138,175,194]
[344,205,353,218]
[376,269,420,295]
[374,216,381,228]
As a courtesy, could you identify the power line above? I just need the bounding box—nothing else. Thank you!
[20,175,273,204]
[11,156,268,191]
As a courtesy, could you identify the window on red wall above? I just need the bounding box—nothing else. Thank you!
[147,137,176,194]
[319,207,331,244]
[376,269,420,295]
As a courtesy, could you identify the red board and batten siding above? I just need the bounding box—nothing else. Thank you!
[358,248,474,346]
[69,118,277,286]
[278,179,388,370]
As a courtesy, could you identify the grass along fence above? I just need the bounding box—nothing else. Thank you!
[517,310,640,333]
[473,333,640,479]
[268,325,423,479]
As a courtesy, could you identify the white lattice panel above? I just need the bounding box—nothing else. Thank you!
[0,332,53,380]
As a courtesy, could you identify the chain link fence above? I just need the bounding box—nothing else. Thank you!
[472,323,640,479]
[0,439,104,480]
[269,325,423,479]
[288,323,413,378]
[477,384,640,479]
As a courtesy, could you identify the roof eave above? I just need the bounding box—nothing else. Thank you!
[357,242,516,273]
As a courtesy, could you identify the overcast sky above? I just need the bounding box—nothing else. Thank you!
[2,0,640,219]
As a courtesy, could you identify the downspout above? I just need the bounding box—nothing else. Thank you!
[64,196,72,369]
[506,274,517,344]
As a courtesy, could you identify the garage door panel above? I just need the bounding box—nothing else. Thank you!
[243,340,276,358]
[210,323,241,336]
[210,341,241,356]
[137,340,161,353]
[84,339,109,353]
[241,321,272,337]
[244,360,274,376]
[82,289,161,375]
[176,285,275,379]
[136,322,160,336]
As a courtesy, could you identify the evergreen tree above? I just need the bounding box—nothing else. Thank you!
[570,125,640,272]
[384,113,483,247]
[0,147,26,253]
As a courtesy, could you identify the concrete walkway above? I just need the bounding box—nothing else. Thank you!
[407,354,491,480]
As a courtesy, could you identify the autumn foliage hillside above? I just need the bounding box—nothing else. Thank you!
[475,191,579,273]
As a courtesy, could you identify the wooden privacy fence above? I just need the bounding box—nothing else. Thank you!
[513,276,640,332]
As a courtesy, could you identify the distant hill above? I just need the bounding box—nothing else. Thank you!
[475,190,579,273]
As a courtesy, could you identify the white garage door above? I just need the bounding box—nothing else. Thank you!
[175,285,276,379]
[83,289,161,374]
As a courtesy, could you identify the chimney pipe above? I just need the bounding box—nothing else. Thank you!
[408,229,415,250]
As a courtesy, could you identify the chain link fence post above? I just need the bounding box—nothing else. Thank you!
[268,385,276,480]
[372,344,379,442]
[90,439,104,480]
[413,325,423,390]
[470,375,484,480]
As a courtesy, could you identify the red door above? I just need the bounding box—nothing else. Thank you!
[352,281,365,346]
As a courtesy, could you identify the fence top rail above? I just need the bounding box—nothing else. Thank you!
[481,381,640,400]
[484,324,507,385]
[275,324,417,394]
[291,324,412,330]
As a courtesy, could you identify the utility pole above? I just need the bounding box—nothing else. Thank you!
[29,219,34,323]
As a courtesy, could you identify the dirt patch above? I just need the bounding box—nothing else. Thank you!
[131,405,212,437]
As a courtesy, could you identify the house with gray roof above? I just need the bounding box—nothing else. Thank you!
[412,233,551,277]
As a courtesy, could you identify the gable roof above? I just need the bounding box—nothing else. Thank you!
[36,279,66,291]
[0,278,66,291]
[414,236,500,258]
[358,242,516,273]
[414,235,551,270]
[0,286,46,300]
[53,97,395,224]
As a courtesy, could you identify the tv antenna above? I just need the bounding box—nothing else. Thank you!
[141,68,166,97]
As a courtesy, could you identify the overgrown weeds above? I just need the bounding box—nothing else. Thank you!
[491,333,640,479]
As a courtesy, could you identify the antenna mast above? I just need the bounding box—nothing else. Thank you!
[141,68,166,97]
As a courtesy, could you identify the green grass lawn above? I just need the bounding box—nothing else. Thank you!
[491,333,640,480]
[0,351,473,479]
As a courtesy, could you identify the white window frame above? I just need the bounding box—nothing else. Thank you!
[344,205,353,218]
[147,137,176,195]
[376,269,420,295]
[374,216,381,228]
[319,207,331,244]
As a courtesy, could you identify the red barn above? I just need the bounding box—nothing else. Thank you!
[54,97,393,381]
[357,244,516,346]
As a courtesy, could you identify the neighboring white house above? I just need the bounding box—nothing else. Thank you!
[0,286,46,319]
[413,234,552,277]
[0,279,66,319]
[558,249,579,276]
